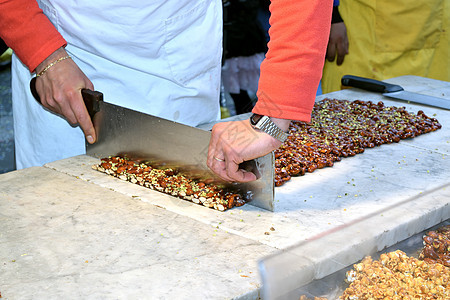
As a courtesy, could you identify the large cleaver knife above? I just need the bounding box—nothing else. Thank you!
[341,75,450,110]
[30,78,275,211]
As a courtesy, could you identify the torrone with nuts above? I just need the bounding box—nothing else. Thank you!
[93,156,246,211]
[274,98,441,186]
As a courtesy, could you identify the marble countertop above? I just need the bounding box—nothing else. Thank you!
[1,76,449,299]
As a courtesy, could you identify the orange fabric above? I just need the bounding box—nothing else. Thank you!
[0,0,331,119]
[0,0,66,72]
[253,0,332,122]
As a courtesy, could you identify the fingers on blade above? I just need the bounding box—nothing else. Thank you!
[225,158,256,183]
[207,124,224,169]
[68,89,96,142]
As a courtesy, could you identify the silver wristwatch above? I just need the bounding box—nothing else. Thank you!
[250,114,289,143]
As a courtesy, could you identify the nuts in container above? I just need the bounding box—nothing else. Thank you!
[419,225,450,267]
[341,250,449,299]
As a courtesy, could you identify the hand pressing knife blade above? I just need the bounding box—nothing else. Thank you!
[341,75,450,110]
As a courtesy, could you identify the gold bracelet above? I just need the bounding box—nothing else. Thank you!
[36,55,71,77]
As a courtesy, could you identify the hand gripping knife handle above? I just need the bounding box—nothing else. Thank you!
[29,77,103,121]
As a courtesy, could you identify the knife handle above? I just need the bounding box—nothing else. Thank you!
[341,75,404,93]
[30,77,103,120]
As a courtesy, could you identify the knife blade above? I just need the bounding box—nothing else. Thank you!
[30,78,275,211]
[341,75,450,110]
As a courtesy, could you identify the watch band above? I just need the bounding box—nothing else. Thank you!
[250,114,289,143]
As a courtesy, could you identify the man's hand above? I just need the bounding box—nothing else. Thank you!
[326,22,349,66]
[34,47,96,143]
[207,117,290,182]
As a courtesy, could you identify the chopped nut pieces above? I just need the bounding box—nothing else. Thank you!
[420,225,450,267]
[275,99,442,186]
[341,250,449,299]
[93,156,246,211]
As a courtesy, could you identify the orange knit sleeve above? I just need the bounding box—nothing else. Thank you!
[253,0,333,122]
[0,0,66,72]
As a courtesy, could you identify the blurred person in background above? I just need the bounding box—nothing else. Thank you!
[222,0,348,103]
[319,0,349,95]
[321,0,449,93]
[221,0,268,115]
[326,0,349,67]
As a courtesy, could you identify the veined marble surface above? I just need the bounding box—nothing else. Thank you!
[1,76,449,299]
[45,76,450,250]
[0,167,273,299]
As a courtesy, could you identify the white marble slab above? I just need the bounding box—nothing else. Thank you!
[45,139,450,251]
[261,184,450,299]
[1,76,449,299]
[45,76,450,250]
[0,167,274,299]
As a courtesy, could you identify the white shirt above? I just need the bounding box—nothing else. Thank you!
[12,0,222,168]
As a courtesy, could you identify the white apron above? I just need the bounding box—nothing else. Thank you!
[12,0,222,169]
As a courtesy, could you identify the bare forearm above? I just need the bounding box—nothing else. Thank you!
[35,47,69,75]
[270,117,291,132]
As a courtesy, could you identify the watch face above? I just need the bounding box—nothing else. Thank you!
[250,114,263,125]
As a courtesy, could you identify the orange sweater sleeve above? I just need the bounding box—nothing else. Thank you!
[253,0,333,122]
[0,0,66,72]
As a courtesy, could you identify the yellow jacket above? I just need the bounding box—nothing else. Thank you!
[322,0,449,93]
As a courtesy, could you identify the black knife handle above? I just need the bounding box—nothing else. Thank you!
[82,89,103,120]
[341,75,404,93]
[30,77,103,120]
